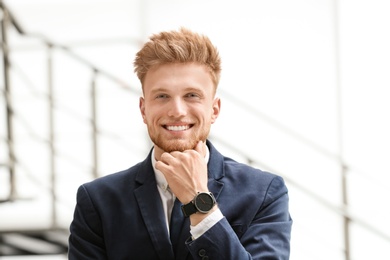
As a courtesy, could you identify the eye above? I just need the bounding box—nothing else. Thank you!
[156,94,169,99]
[185,93,200,98]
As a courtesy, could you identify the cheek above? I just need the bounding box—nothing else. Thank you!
[143,109,160,125]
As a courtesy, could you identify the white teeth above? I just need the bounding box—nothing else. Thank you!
[166,125,190,131]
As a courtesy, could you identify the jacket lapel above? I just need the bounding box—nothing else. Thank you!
[134,152,175,260]
[206,140,225,201]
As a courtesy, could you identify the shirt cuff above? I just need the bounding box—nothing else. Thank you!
[190,208,224,240]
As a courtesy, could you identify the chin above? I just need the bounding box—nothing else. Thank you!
[159,140,197,153]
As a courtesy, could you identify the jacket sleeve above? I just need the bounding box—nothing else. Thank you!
[68,185,108,260]
[185,176,292,260]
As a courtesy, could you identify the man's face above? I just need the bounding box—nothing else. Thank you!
[139,62,220,158]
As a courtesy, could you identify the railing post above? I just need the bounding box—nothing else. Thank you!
[0,3,16,202]
[47,42,57,228]
[341,164,350,260]
[91,69,99,179]
[333,0,350,259]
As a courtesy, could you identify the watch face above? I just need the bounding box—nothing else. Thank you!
[194,193,215,213]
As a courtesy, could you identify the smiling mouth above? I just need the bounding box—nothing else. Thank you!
[164,125,193,131]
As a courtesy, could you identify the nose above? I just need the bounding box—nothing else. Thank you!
[167,98,187,117]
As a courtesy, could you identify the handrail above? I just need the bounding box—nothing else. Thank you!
[29,34,141,96]
[217,88,341,162]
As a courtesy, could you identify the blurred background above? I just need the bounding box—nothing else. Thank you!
[0,0,389,259]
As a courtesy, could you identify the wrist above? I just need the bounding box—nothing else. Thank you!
[190,204,218,226]
[181,192,216,217]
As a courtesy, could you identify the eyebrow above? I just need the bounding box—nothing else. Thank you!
[150,86,205,95]
[149,87,167,94]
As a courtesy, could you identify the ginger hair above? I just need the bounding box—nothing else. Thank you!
[134,27,221,92]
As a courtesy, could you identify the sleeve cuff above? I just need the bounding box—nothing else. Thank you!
[189,208,224,240]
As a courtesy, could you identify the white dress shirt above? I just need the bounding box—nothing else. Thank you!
[152,147,223,239]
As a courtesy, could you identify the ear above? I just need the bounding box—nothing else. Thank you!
[139,97,147,124]
[211,97,221,124]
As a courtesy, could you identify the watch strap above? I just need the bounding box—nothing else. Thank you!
[181,201,197,217]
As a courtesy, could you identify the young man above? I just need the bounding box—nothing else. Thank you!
[68,27,292,259]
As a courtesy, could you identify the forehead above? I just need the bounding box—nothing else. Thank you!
[143,63,215,94]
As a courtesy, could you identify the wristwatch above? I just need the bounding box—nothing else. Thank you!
[181,192,216,217]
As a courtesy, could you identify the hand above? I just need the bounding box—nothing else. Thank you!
[155,141,208,204]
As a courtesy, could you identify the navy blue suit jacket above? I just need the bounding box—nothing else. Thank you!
[68,141,292,259]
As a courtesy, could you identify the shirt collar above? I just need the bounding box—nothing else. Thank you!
[151,146,210,191]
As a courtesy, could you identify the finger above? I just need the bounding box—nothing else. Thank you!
[155,158,169,169]
[159,152,173,164]
[169,151,182,158]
